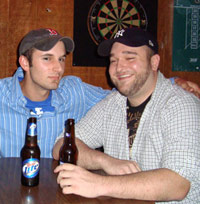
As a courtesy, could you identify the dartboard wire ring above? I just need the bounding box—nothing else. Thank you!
[87,0,147,45]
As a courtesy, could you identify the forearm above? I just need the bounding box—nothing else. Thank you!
[75,138,112,170]
[52,137,64,160]
[99,168,190,201]
[53,137,109,169]
[54,137,141,174]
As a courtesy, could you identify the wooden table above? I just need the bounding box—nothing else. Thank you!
[0,158,154,204]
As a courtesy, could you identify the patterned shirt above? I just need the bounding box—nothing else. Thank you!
[76,72,200,203]
[0,67,110,158]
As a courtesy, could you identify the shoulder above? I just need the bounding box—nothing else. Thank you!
[154,72,200,107]
[168,85,200,112]
[0,68,24,98]
[57,76,87,96]
[59,75,84,87]
[105,90,125,102]
[59,75,101,90]
[58,75,111,97]
[0,76,12,85]
[90,91,126,110]
[0,77,13,97]
[161,78,200,107]
[154,84,200,124]
[0,67,23,89]
[150,73,200,121]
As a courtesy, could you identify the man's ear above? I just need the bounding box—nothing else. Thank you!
[19,55,30,72]
[151,54,160,71]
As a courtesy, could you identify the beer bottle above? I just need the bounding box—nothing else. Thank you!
[59,119,78,165]
[21,117,41,187]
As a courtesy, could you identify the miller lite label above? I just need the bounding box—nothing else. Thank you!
[22,158,40,178]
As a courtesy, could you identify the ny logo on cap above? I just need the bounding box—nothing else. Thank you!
[114,29,125,39]
[46,28,58,36]
[148,40,154,47]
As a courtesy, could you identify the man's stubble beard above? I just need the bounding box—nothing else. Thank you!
[112,68,151,98]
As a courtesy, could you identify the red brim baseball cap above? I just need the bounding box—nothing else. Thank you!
[19,28,74,55]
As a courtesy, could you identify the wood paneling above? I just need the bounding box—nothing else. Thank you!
[0,0,9,78]
[0,0,199,89]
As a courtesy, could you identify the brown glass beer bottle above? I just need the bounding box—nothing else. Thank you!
[21,117,41,186]
[59,119,78,165]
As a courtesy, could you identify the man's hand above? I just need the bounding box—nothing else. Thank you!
[175,78,200,98]
[102,157,141,175]
[54,163,104,198]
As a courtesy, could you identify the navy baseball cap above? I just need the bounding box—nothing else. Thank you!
[97,27,158,56]
[19,28,75,56]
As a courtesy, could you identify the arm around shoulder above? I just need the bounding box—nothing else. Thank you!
[174,77,200,98]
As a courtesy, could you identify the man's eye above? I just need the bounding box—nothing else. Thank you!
[43,57,50,61]
[59,57,66,62]
[126,57,135,61]
[110,59,116,63]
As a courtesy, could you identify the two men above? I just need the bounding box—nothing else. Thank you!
[54,28,200,203]
[0,27,199,160]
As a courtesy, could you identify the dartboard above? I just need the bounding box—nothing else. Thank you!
[87,0,148,45]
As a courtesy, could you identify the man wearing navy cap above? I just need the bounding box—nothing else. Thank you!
[54,27,200,203]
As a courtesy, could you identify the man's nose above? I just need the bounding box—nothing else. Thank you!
[116,59,125,72]
[53,60,63,72]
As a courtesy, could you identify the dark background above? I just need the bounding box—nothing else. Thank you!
[73,0,158,67]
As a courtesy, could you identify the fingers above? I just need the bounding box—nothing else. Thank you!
[123,161,141,174]
[187,81,200,91]
[193,92,200,99]
[56,169,71,184]
[59,176,73,187]
[58,178,75,195]
[54,163,75,173]
[54,165,101,198]
[105,159,141,175]
[175,78,200,98]
[132,161,141,172]
[62,185,74,195]
[54,163,77,186]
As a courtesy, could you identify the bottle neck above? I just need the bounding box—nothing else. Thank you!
[25,117,38,146]
[25,135,38,146]
[64,132,75,144]
[64,119,75,144]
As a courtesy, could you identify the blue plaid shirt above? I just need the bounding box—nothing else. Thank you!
[0,67,110,158]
